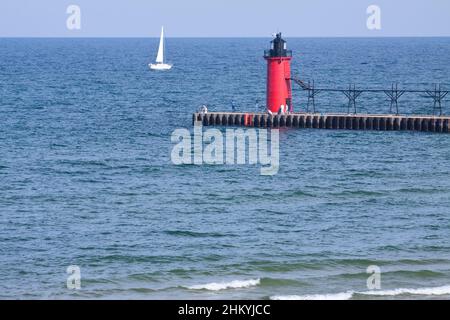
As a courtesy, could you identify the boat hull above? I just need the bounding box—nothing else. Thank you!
[149,63,172,70]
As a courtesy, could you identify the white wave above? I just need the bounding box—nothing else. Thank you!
[360,285,450,297]
[270,284,450,300]
[271,292,354,300]
[187,278,260,291]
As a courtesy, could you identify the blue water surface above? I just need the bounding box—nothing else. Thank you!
[0,37,450,299]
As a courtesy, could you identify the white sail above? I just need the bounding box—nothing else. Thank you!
[149,26,172,70]
[155,26,164,63]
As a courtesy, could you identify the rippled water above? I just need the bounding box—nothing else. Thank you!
[0,38,450,299]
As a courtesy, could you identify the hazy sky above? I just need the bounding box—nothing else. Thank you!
[1,0,449,37]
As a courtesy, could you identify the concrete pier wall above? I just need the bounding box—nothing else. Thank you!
[193,112,450,133]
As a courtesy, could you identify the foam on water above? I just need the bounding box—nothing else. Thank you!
[270,285,450,300]
[360,285,450,297]
[186,279,261,291]
[271,292,353,300]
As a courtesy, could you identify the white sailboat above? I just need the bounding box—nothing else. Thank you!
[149,26,172,70]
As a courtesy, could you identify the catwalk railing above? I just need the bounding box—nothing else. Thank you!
[290,78,449,116]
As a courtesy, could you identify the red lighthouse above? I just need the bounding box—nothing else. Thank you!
[264,33,293,113]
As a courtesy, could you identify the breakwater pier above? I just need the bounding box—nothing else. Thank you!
[193,112,450,133]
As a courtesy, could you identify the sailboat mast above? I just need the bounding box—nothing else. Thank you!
[161,26,164,64]
[155,26,164,64]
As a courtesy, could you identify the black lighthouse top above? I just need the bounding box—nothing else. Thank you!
[264,32,292,58]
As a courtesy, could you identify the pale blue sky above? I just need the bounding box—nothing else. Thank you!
[0,0,449,37]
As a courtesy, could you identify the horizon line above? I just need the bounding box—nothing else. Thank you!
[1,35,450,39]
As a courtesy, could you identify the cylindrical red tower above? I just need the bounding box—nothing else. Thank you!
[264,33,293,113]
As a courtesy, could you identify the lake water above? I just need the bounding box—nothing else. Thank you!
[0,37,450,299]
